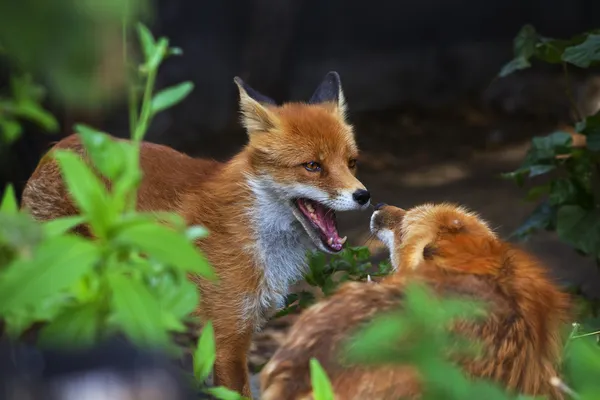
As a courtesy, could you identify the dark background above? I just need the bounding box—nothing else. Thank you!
[2,0,600,296]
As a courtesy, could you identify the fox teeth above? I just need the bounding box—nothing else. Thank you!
[306,203,315,213]
[327,237,333,246]
[339,236,347,245]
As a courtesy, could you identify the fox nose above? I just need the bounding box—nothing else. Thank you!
[352,189,371,206]
[374,202,386,210]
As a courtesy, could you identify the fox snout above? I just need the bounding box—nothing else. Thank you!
[370,204,406,234]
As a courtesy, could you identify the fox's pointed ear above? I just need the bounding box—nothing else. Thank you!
[234,77,279,134]
[308,71,347,118]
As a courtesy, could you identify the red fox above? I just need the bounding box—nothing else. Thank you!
[20,72,371,397]
[260,203,571,400]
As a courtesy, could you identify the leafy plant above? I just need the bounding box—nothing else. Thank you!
[276,246,392,317]
[0,22,210,357]
[499,24,600,339]
[0,74,59,144]
[0,0,151,106]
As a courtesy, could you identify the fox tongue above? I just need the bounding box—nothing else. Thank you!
[298,199,346,251]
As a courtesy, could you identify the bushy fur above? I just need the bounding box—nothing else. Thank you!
[260,203,571,400]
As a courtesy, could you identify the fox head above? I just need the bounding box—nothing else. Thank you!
[370,202,498,271]
[233,72,370,254]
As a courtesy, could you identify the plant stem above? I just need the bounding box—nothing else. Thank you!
[133,66,157,143]
[571,330,600,339]
[562,62,583,123]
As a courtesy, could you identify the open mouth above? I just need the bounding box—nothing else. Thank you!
[293,198,347,253]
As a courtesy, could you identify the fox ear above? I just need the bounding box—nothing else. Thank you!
[308,71,347,118]
[234,77,279,134]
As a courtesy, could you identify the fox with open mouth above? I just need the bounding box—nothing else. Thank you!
[20,71,370,398]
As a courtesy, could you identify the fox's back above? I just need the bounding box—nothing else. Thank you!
[21,134,223,227]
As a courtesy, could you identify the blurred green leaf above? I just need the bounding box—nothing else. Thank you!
[38,303,101,348]
[157,277,199,332]
[113,221,216,278]
[151,81,194,115]
[42,215,86,237]
[498,56,531,77]
[194,321,216,382]
[76,124,127,180]
[510,200,556,241]
[0,184,18,214]
[205,386,248,400]
[562,34,600,68]
[556,205,600,257]
[136,22,156,61]
[13,100,59,132]
[186,225,210,241]
[0,236,100,313]
[310,358,335,400]
[0,119,23,143]
[108,273,170,348]
[53,149,113,236]
[145,37,168,72]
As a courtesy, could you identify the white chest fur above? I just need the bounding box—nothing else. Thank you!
[244,178,314,328]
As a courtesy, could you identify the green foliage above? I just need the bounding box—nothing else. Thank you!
[190,322,250,399]
[0,74,58,144]
[310,358,335,400]
[500,25,600,303]
[0,0,151,106]
[0,22,209,359]
[499,24,600,77]
[276,246,392,317]
[498,23,600,399]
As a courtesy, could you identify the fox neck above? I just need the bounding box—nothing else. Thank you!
[211,152,315,323]
[244,174,314,316]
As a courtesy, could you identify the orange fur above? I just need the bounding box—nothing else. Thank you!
[20,72,369,398]
[260,203,571,400]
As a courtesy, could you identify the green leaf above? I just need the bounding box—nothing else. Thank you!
[587,133,600,152]
[510,201,556,241]
[53,150,113,237]
[42,215,86,237]
[530,131,573,159]
[168,47,183,56]
[562,34,600,68]
[310,358,335,400]
[157,277,199,331]
[556,205,600,257]
[136,22,156,61]
[194,321,216,382]
[146,37,168,72]
[513,24,538,59]
[108,273,171,348]
[150,81,194,115]
[113,221,216,279]
[498,56,531,77]
[0,235,100,313]
[0,213,44,255]
[38,303,100,348]
[13,100,59,132]
[0,184,18,214]
[186,225,210,241]
[204,386,247,400]
[76,124,127,180]
[525,184,550,202]
[0,118,23,143]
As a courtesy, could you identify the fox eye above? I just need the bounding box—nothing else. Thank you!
[303,161,322,172]
[348,159,357,169]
